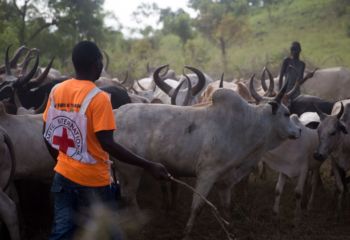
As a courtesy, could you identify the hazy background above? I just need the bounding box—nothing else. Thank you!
[0,0,349,80]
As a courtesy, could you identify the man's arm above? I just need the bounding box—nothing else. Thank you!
[96,130,170,180]
[278,58,289,90]
[42,122,59,160]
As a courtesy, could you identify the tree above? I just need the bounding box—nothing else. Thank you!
[9,0,58,45]
[159,8,194,48]
[189,0,250,73]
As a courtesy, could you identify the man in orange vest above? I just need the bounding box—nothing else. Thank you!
[43,41,170,240]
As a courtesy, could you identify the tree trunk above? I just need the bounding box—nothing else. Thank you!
[17,0,29,45]
[267,6,273,22]
[219,37,227,74]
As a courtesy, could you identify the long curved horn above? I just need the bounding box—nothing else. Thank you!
[20,54,35,76]
[171,74,192,106]
[260,67,268,91]
[153,64,173,95]
[263,67,275,97]
[128,85,139,95]
[30,57,55,87]
[17,50,40,86]
[249,74,263,103]
[184,66,206,96]
[18,48,37,69]
[10,45,28,68]
[5,45,12,76]
[136,79,146,91]
[337,102,344,119]
[286,80,300,97]
[274,77,289,104]
[120,71,128,85]
[35,93,49,114]
[160,65,169,78]
[219,73,224,88]
[313,104,328,121]
[0,45,28,74]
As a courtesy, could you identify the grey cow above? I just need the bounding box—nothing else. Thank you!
[0,104,55,240]
[314,100,350,214]
[112,79,301,239]
[262,115,322,220]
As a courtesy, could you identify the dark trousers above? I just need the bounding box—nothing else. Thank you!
[49,173,121,240]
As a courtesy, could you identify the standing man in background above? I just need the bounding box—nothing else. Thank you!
[278,41,305,99]
[43,40,170,240]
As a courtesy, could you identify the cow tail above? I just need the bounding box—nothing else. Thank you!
[3,132,16,192]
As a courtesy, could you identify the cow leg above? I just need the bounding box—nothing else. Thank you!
[160,182,170,211]
[116,164,143,210]
[294,169,308,221]
[161,181,179,211]
[183,172,217,240]
[258,161,267,180]
[332,161,345,217]
[170,181,179,210]
[0,190,20,240]
[216,181,232,220]
[307,169,320,211]
[273,173,286,216]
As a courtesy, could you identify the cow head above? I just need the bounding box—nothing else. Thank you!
[313,102,348,161]
[250,74,301,140]
[0,46,40,101]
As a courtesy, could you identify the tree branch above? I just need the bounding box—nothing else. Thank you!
[25,20,57,44]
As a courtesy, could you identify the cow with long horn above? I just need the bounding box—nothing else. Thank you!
[313,101,350,215]
[0,45,28,75]
[153,65,208,105]
[113,76,300,239]
[0,47,40,93]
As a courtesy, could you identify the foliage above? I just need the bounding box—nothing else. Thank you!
[0,0,350,80]
[159,8,194,46]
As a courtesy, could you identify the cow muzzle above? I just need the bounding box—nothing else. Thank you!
[288,127,301,140]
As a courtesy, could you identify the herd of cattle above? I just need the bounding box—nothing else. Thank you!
[1,45,350,240]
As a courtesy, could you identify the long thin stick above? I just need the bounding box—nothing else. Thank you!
[169,176,235,240]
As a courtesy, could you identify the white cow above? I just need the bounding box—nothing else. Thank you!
[0,104,55,239]
[301,67,350,101]
[153,65,210,105]
[112,80,301,239]
[262,114,322,219]
[314,100,350,214]
[0,126,19,240]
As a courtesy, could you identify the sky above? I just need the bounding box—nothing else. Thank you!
[103,0,197,37]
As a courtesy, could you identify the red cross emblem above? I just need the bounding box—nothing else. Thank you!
[53,128,75,154]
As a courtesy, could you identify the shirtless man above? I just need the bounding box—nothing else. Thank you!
[278,41,305,99]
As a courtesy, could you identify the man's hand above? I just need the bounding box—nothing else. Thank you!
[147,162,171,180]
[303,68,318,81]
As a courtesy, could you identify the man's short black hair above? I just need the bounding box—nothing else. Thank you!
[290,41,301,52]
[72,41,102,73]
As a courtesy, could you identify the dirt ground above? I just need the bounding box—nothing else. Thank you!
[2,162,350,240]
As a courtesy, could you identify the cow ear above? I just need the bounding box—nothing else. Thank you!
[268,101,279,115]
[338,121,348,134]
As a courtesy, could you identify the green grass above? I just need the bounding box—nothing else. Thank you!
[224,0,350,78]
